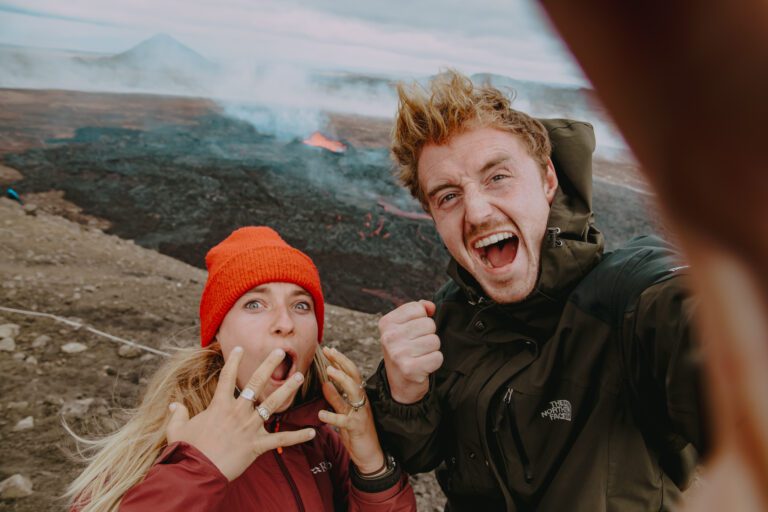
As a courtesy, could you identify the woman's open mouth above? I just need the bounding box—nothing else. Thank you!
[473,232,519,269]
[271,350,295,382]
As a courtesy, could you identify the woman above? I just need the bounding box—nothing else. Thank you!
[66,226,415,511]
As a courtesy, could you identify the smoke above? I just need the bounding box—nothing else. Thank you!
[0,37,627,159]
[212,63,398,140]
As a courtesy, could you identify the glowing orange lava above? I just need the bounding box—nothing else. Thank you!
[303,132,346,153]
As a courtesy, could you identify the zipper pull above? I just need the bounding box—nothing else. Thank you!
[275,420,283,454]
[546,227,563,248]
[493,386,514,432]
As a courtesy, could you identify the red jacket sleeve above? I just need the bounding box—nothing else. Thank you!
[119,442,228,511]
[324,427,417,512]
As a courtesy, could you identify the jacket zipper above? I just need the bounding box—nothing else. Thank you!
[493,385,533,483]
[273,440,306,512]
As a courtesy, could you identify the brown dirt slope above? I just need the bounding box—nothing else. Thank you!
[0,197,444,511]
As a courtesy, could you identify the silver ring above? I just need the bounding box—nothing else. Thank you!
[348,395,367,412]
[240,388,256,401]
[256,405,271,421]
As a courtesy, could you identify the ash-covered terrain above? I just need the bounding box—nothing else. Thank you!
[3,90,662,314]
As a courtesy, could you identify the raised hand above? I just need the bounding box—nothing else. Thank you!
[165,347,316,481]
[318,346,385,474]
[378,300,443,404]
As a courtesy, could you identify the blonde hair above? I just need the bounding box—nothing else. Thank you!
[391,69,552,209]
[65,342,329,512]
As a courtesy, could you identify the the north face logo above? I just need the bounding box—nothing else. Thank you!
[541,400,572,421]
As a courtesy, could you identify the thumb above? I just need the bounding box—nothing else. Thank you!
[419,299,437,317]
[166,402,190,442]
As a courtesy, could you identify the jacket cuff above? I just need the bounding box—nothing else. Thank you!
[350,456,402,493]
[349,472,412,503]
[369,362,437,421]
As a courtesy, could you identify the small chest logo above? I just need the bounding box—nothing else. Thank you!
[541,400,572,421]
[310,461,333,474]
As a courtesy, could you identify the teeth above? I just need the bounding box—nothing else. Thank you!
[473,232,515,249]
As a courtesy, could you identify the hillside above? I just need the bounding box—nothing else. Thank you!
[0,197,444,510]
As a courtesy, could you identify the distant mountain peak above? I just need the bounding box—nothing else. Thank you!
[110,33,212,70]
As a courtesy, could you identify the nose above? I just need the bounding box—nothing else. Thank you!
[463,187,494,226]
[270,305,295,337]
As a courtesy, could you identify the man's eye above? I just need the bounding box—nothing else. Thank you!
[245,300,263,310]
[438,193,457,206]
[491,173,508,182]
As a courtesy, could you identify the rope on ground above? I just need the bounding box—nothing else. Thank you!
[0,305,171,357]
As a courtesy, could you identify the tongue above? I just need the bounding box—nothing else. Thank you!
[271,357,291,381]
[486,239,518,268]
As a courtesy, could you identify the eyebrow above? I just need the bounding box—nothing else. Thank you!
[426,155,511,200]
[246,286,312,299]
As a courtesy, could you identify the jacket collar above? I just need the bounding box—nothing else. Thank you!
[270,396,328,430]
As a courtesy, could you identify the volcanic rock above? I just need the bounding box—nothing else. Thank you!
[13,416,34,431]
[117,344,142,359]
[61,342,88,354]
[32,335,51,348]
[0,337,15,352]
[0,323,20,339]
[0,474,33,499]
[61,398,95,418]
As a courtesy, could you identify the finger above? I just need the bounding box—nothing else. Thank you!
[411,351,444,380]
[257,372,305,417]
[239,348,286,405]
[318,408,349,430]
[404,334,441,358]
[418,299,436,317]
[322,380,348,413]
[165,402,190,442]
[262,428,317,451]
[382,318,436,346]
[214,347,243,403]
[322,346,362,382]
[380,301,433,327]
[326,364,365,405]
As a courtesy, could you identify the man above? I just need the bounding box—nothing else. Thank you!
[367,71,705,511]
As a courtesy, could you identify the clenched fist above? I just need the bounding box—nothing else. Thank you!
[378,300,444,404]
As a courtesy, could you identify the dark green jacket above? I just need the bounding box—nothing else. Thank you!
[368,120,706,511]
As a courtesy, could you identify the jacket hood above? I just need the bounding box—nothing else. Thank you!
[447,119,604,330]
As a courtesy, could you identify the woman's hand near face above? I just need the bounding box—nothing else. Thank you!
[318,346,385,474]
[165,347,316,481]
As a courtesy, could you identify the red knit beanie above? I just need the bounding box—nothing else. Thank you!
[199,227,324,347]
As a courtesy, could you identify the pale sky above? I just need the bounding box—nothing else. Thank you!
[0,0,587,86]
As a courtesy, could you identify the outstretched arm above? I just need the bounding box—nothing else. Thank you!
[538,1,768,509]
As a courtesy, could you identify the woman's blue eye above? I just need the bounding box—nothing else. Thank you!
[295,301,311,311]
[245,301,263,310]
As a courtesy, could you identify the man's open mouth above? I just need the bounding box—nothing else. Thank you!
[271,350,295,382]
[473,232,519,269]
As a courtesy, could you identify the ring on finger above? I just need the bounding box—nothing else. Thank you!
[256,405,271,421]
[240,388,256,401]
[347,395,367,412]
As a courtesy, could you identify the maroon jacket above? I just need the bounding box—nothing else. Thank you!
[119,398,416,511]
